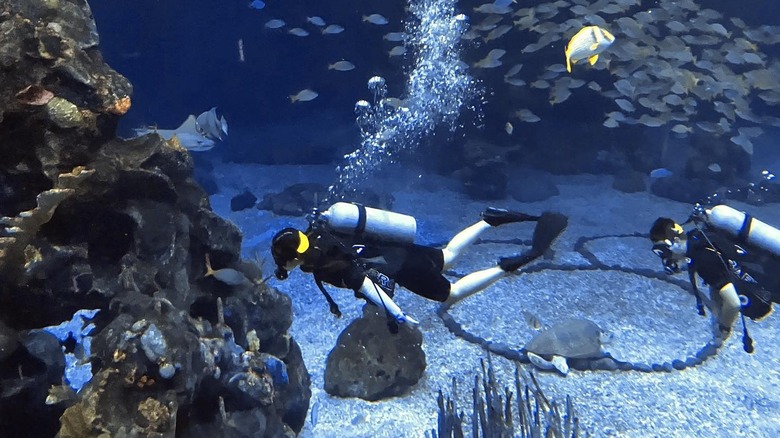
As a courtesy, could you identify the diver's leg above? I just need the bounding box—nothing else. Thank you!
[716,283,742,334]
[445,266,507,306]
[446,249,547,305]
[446,212,569,305]
[442,208,540,269]
[442,221,492,269]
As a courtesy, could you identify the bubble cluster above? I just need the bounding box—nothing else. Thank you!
[328,0,475,200]
[698,169,780,208]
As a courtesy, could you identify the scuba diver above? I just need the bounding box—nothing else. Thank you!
[272,202,568,332]
[650,204,780,353]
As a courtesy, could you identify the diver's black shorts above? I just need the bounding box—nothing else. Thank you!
[362,244,451,302]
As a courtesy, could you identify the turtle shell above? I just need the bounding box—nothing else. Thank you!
[524,318,606,359]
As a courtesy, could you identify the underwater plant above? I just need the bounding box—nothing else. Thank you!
[428,356,586,438]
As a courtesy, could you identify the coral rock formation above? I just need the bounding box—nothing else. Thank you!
[0,1,310,436]
[324,306,426,401]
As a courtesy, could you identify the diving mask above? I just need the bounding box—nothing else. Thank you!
[652,239,682,274]
[649,217,687,274]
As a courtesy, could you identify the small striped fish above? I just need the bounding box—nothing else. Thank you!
[564,26,615,73]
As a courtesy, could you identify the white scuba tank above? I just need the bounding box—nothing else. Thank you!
[320,202,417,244]
[704,204,780,257]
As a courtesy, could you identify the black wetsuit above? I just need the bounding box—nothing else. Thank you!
[686,227,776,320]
[299,226,451,303]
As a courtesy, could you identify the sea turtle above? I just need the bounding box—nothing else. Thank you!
[523,318,608,375]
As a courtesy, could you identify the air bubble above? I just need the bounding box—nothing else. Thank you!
[328,0,475,201]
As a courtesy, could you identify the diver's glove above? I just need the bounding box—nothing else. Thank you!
[395,311,419,325]
[358,277,419,327]
[387,311,419,334]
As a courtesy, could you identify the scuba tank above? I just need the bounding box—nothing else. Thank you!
[703,205,780,257]
[319,202,417,244]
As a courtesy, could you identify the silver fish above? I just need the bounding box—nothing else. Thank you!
[290,89,319,103]
[473,49,506,68]
[362,14,389,25]
[288,28,309,37]
[264,19,285,29]
[205,254,248,286]
[388,45,406,57]
[306,16,326,27]
[515,109,541,123]
[328,61,356,71]
[615,99,635,112]
[322,24,345,35]
[383,32,405,42]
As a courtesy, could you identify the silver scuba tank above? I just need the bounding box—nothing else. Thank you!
[320,202,417,244]
[704,204,780,257]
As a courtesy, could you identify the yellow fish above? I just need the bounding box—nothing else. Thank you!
[564,26,615,73]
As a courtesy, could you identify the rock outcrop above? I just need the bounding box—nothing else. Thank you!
[0,1,309,436]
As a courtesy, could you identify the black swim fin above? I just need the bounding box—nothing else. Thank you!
[531,212,568,254]
[499,212,568,272]
[482,207,540,226]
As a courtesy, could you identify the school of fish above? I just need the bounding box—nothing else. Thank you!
[248,0,778,156]
[461,0,779,156]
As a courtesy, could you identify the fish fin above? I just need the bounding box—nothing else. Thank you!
[219,116,228,136]
[528,352,555,370]
[589,42,599,51]
[173,133,215,151]
[588,54,599,65]
[565,49,572,73]
[196,107,217,125]
[195,107,216,127]
[204,254,215,278]
[551,356,570,375]
[197,107,223,141]
[145,128,176,140]
[175,114,201,135]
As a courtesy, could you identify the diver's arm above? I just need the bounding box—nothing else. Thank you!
[687,267,706,316]
[356,277,419,325]
[314,277,342,318]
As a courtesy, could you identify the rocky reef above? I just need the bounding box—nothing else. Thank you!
[324,306,426,402]
[0,1,309,436]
